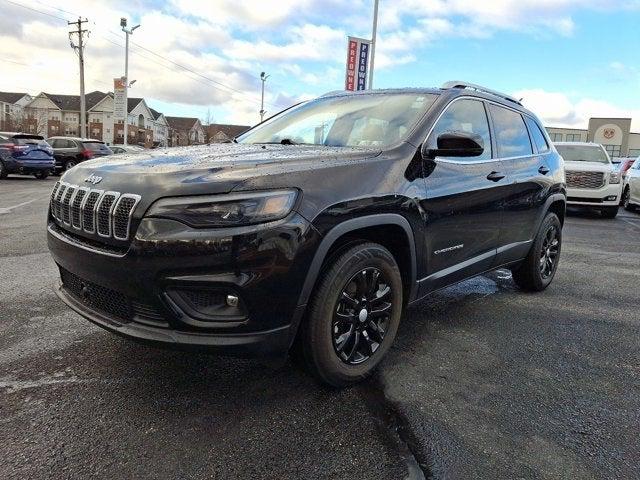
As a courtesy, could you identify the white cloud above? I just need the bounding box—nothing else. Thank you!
[514,88,640,130]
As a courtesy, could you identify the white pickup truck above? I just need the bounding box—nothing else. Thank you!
[555,142,622,218]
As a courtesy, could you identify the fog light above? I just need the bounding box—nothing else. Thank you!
[605,195,617,201]
[226,294,239,307]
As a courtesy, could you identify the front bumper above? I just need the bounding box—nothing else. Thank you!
[48,213,320,357]
[567,183,622,207]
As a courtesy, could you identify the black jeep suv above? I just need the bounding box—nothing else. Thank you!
[47,82,566,386]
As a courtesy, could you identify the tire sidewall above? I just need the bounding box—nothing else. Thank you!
[306,244,403,385]
[532,213,562,289]
[0,161,7,178]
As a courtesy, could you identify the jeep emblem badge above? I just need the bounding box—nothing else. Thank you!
[84,174,103,185]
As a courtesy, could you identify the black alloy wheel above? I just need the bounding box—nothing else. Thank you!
[539,225,560,280]
[65,160,76,170]
[332,267,392,365]
[300,242,403,387]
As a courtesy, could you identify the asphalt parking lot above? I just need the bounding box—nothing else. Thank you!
[1,176,639,479]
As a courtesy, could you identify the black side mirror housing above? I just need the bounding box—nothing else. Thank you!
[424,131,484,159]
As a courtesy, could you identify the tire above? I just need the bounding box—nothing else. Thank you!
[301,242,403,387]
[0,161,7,179]
[512,212,562,292]
[623,188,634,211]
[64,160,77,171]
[34,171,49,180]
[601,206,619,219]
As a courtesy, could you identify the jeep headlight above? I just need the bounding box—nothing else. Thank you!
[147,190,298,228]
[609,170,621,184]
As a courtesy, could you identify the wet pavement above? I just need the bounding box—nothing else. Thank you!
[1,176,639,479]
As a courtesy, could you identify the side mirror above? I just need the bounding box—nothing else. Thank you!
[424,131,484,159]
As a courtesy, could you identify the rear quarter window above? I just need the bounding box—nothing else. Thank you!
[524,117,550,153]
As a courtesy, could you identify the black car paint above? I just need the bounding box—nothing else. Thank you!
[47,88,566,357]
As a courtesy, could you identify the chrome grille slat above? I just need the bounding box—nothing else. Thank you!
[61,186,75,225]
[96,192,120,238]
[50,184,140,242]
[566,170,605,189]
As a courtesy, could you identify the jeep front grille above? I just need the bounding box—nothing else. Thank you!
[50,182,141,241]
[566,171,605,189]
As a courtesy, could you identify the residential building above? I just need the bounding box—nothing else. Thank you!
[21,91,168,147]
[547,117,640,158]
[166,117,205,146]
[0,92,33,131]
[206,123,251,143]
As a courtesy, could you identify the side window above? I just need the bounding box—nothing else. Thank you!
[489,105,533,158]
[525,117,549,153]
[428,99,492,161]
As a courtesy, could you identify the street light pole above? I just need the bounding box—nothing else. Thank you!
[259,72,270,122]
[121,18,140,146]
[369,0,379,90]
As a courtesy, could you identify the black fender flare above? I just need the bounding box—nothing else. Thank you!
[535,193,566,232]
[296,214,418,309]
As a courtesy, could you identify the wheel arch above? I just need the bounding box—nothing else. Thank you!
[296,214,418,310]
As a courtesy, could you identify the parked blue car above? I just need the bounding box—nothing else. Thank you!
[0,132,55,179]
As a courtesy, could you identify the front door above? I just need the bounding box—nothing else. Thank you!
[419,98,509,294]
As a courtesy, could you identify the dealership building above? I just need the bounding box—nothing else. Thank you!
[546,117,640,159]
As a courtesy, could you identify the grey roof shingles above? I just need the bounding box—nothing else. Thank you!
[0,92,29,104]
[166,116,199,130]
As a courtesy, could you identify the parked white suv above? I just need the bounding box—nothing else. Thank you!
[555,142,622,218]
[622,158,639,211]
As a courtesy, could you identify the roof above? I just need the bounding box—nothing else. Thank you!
[554,142,602,146]
[207,123,251,139]
[127,97,144,113]
[42,91,109,111]
[47,136,105,142]
[166,116,200,130]
[149,107,163,120]
[0,92,29,104]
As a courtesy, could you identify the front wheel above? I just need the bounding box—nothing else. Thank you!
[601,206,619,219]
[512,212,562,292]
[623,188,634,211]
[301,242,403,387]
[64,160,77,171]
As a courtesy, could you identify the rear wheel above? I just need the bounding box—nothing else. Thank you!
[64,159,77,171]
[512,212,562,292]
[0,161,7,179]
[601,206,619,219]
[301,242,403,387]
[34,170,49,180]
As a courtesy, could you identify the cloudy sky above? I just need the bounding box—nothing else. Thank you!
[1,0,639,128]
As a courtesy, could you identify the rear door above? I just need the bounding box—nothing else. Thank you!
[420,97,507,293]
[488,106,553,264]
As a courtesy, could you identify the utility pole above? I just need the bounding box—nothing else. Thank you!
[121,18,140,146]
[68,17,89,138]
[369,0,379,90]
[259,72,269,122]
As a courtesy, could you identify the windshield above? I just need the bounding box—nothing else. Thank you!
[556,145,610,164]
[237,93,438,148]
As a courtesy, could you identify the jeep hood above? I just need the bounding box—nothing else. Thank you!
[59,143,381,196]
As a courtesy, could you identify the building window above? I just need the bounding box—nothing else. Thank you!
[603,144,622,158]
[549,132,563,142]
[566,133,582,142]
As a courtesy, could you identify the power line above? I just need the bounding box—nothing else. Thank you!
[4,0,278,109]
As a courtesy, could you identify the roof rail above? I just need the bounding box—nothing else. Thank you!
[442,81,522,106]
